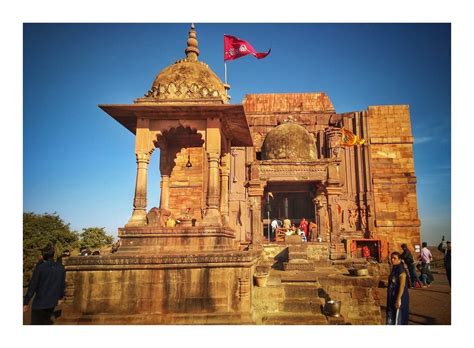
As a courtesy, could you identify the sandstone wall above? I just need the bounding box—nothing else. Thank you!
[318,275,381,325]
[62,263,254,324]
[243,93,335,151]
[367,105,420,251]
[260,243,331,265]
[168,147,205,221]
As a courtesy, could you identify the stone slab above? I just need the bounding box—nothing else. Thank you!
[262,313,328,325]
[280,271,319,282]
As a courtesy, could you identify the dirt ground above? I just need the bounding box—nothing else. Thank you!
[377,267,451,325]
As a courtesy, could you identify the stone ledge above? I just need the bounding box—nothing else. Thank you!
[118,226,236,237]
[261,312,328,325]
[370,136,414,144]
[58,312,255,325]
[64,251,260,270]
[318,275,379,287]
[375,219,421,227]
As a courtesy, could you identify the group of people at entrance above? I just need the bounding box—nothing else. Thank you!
[386,238,451,325]
[270,217,320,242]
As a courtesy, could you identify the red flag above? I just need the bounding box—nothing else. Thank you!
[224,34,271,61]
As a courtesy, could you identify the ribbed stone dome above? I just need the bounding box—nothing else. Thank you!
[149,59,227,101]
[136,24,228,104]
[261,122,316,160]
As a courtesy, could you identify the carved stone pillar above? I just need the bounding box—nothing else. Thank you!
[220,152,230,226]
[203,151,221,224]
[248,196,262,249]
[127,151,151,226]
[160,175,170,210]
[365,204,375,239]
[326,128,343,161]
[327,191,341,243]
[313,195,326,242]
[248,179,264,250]
[159,146,170,210]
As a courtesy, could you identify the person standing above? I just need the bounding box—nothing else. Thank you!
[441,241,451,287]
[308,221,317,241]
[386,252,410,325]
[298,217,308,239]
[437,236,447,253]
[419,242,434,287]
[271,218,279,241]
[23,245,66,325]
[400,244,420,288]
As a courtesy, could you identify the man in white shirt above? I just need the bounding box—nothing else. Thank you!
[419,242,434,287]
[271,218,279,241]
[420,242,432,266]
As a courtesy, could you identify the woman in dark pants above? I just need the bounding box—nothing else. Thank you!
[386,252,410,325]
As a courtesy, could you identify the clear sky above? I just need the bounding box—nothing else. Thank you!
[23,23,451,245]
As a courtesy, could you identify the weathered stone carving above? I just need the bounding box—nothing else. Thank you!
[258,163,326,181]
[261,122,317,160]
[146,207,171,227]
[66,253,256,267]
[326,128,343,160]
[144,82,223,100]
[348,208,358,229]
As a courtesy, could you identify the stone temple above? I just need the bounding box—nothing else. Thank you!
[61,25,420,324]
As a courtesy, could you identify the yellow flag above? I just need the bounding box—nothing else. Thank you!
[341,128,365,147]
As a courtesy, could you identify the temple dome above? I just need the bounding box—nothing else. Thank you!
[136,24,228,104]
[261,121,317,160]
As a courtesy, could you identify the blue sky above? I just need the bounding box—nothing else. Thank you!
[23,23,450,245]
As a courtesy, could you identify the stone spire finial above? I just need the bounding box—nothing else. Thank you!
[185,23,199,61]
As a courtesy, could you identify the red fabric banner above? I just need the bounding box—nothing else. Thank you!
[224,34,271,61]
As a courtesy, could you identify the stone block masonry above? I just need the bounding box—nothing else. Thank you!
[367,105,420,250]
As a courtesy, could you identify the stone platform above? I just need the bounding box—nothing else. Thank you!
[60,250,259,324]
[117,226,237,254]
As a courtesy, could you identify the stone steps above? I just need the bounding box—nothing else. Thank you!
[284,284,320,299]
[279,271,319,282]
[330,243,347,260]
[288,251,308,260]
[281,299,323,313]
[262,312,328,325]
[313,260,333,267]
[283,262,314,271]
[288,245,307,253]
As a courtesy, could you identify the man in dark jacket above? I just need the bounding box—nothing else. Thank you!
[443,241,451,287]
[23,245,65,325]
[400,243,420,288]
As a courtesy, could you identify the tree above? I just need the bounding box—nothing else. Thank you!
[23,212,79,286]
[79,227,114,250]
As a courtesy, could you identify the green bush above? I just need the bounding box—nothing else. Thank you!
[23,212,80,286]
[79,227,114,250]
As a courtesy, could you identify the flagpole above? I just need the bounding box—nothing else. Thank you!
[224,61,227,84]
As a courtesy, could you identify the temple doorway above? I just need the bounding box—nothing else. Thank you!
[263,182,316,241]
